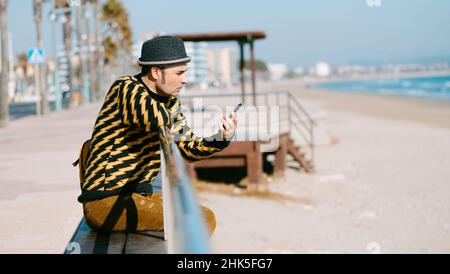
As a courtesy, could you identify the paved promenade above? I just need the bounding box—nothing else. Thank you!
[0,103,102,253]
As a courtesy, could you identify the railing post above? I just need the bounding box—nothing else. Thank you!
[287,93,292,134]
[275,91,279,107]
[310,125,314,169]
[285,91,316,170]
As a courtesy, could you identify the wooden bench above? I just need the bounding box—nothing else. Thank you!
[64,218,167,254]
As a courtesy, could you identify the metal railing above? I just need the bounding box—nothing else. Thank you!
[158,126,211,254]
[286,92,316,167]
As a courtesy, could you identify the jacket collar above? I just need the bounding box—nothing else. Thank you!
[134,74,172,104]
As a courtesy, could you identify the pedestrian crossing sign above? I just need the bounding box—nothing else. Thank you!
[28,48,46,64]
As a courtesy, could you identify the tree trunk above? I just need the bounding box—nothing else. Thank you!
[94,0,105,99]
[55,0,73,108]
[0,0,9,128]
[77,0,90,104]
[33,0,50,115]
[92,0,100,101]
[85,1,95,102]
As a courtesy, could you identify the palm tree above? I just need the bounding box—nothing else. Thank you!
[0,0,9,128]
[16,52,32,96]
[101,0,133,85]
[101,0,132,64]
[33,0,50,115]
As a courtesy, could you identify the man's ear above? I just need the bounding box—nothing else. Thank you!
[150,67,160,80]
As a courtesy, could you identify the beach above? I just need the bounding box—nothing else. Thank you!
[0,80,449,253]
[204,80,450,253]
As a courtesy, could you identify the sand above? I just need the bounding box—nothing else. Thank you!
[202,80,450,254]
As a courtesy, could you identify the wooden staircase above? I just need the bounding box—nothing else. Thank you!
[271,133,314,178]
[286,136,314,173]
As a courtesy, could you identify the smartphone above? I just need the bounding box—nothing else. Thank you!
[229,103,243,119]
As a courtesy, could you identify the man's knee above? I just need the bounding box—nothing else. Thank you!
[201,206,216,236]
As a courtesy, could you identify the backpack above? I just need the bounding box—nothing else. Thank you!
[72,139,92,187]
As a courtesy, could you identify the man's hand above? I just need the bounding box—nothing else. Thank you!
[219,112,237,141]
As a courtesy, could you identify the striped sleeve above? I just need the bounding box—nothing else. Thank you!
[171,100,230,163]
[119,80,171,131]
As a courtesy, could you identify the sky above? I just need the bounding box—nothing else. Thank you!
[6,0,450,67]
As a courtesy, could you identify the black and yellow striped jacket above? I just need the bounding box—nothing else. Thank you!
[78,75,230,202]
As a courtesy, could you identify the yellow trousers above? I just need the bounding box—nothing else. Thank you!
[83,193,216,235]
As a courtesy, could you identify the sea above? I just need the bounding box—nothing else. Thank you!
[313,75,450,101]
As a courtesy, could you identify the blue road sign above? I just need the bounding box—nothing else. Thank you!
[28,48,45,64]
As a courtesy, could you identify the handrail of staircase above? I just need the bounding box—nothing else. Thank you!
[263,91,315,169]
[158,126,211,254]
[287,92,316,126]
[285,92,315,168]
[289,106,311,130]
[289,115,311,144]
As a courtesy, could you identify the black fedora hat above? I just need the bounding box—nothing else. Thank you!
[137,36,191,66]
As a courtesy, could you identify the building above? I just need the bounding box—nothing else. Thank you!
[206,47,236,88]
[185,42,209,89]
[268,63,289,81]
[293,66,306,75]
[313,62,331,77]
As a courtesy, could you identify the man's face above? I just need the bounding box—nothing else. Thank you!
[155,63,188,97]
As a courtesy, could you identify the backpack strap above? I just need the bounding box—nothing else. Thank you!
[73,139,92,186]
[72,159,80,167]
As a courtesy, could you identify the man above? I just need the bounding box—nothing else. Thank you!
[78,36,237,234]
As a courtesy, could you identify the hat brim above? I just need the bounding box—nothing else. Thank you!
[137,56,192,66]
